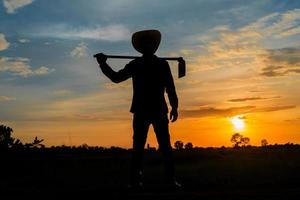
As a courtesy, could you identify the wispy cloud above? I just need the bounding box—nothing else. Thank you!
[70,42,88,58]
[37,24,131,41]
[285,117,300,122]
[241,9,300,38]
[0,95,16,102]
[186,9,300,78]
[104,82,131,90]
[181,105,296,118]
[5,90,132,122]
[18,38,30,43]
[3,0,34,14]
[0,33,10,51]
[0,57,55,77]
[254,105,296,113]
[181,106,255,118]
[228,96,280,102]
[73,112,130,122]
[261,48,300,77]
[228,97,266,102]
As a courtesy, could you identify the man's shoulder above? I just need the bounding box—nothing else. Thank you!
[128,57,143,66]
[127,56,169,67]
[158,57,169,65]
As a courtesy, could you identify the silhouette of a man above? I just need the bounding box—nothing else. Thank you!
[96,30,180,188]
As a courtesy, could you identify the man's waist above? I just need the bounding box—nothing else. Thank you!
[130,103,168,113]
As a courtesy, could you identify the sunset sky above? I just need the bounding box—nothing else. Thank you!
[1,0,300,147]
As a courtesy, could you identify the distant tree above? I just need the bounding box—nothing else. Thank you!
[24,136,45,148]
[13,139,24,149]
[31,137,45,148]
[0,124,15,149]
[261,139,268,147]
[80,144,89,149]
[231,133,250,147]
[231,133,243,148]
[174,141,184,150]
[241,137,250,147]
[184,142,193,149]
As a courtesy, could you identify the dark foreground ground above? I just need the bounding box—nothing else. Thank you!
[1,146,300,199]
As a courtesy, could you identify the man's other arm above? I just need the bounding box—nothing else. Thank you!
[164,61,178,122]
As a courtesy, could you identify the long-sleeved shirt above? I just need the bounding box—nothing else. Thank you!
[99,55,178,116]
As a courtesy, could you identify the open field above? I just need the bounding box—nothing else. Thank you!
[1,146,300,199]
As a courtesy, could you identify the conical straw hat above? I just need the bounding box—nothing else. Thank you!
[132,30,161,54]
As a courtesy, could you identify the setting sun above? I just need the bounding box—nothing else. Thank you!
[230,115,245,131]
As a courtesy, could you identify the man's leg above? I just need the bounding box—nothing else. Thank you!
[130,114,150,186]
[152,115,175,182]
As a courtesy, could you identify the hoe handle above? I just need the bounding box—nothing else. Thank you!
[94,53,186,78]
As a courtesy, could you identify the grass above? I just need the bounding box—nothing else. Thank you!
[1,146,300,199]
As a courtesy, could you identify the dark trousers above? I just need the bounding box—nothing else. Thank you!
[130,113,175,184]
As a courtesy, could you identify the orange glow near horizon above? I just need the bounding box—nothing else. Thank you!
[5,108,300,148]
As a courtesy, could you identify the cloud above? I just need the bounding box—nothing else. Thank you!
[228,96,280,102]
[181,105,296,118]
[18,38,30,43]
[181,106,255,118]
[73,112,129,122]
[241,9,300,38]
[5,89,132,122]
[187,9,300,78]
[285,117,300,122]
[34,66,55,75]
[70,42,88,58]
[0,33,10,51]
[3,0,34,14]
[104,82,131,90]
[228,97,265,102]
[267,48,300,65]
[188,25,265,72]
[254,105,296,113]
[260,48,300,77]
[0,57,55,77]
[38,24,130,41]
[0,96,16,102]
[260,65,286,77]
[261,66,300,77]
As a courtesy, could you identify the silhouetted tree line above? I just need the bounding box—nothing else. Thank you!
[2,124,300,152]
[0,124,44,150]
[0,124,128,153]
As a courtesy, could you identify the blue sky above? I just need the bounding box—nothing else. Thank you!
[1,0,300,147]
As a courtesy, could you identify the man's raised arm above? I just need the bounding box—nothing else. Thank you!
[96,53,132,83]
